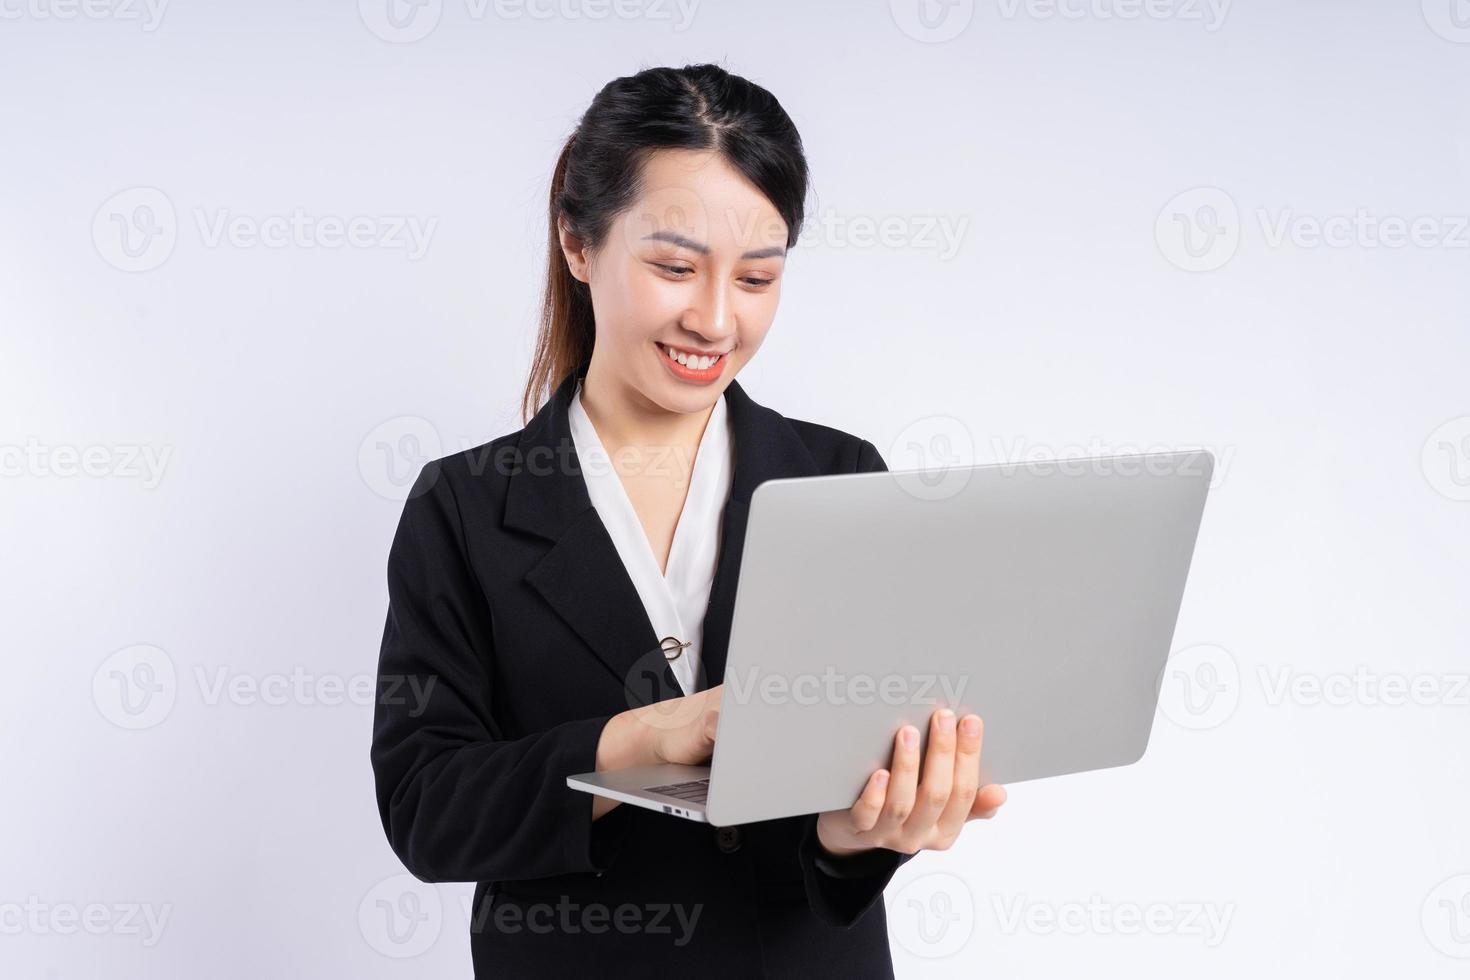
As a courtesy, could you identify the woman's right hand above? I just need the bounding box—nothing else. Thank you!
[644,683,723,766]
[595,684,723,772]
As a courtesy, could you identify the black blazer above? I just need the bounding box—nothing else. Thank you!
[371,365,915,978]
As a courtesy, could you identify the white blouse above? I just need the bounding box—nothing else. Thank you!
[567,379,734,695]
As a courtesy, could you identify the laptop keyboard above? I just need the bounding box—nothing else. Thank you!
[644,778,710,804]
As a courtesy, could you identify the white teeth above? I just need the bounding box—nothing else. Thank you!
[663,345,720,370]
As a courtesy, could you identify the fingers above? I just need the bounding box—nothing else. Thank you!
[848,768,890,833]
[905,708,957,835]
[878,723,922,835]
[934,714,982,841]
[970,783,1007,819]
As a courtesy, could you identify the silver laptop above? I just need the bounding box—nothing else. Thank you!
[568,450,1214,827]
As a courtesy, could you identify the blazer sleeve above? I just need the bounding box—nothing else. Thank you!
[796,437,918,927]
[370,462,635,884]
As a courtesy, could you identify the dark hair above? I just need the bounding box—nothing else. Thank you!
[519,62,810,424]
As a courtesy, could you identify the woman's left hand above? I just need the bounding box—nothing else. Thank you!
[815,708,1007,858]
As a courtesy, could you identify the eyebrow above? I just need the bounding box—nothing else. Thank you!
[642,229,786,260]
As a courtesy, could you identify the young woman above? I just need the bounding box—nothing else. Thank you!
[370,63,1007,978]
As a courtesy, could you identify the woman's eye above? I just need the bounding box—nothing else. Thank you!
[655,263,694,276]
[742,277,775,288]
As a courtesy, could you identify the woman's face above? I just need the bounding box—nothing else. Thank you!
[561,148,789,416]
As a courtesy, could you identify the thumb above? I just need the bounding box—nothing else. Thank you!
[702,708,720,742]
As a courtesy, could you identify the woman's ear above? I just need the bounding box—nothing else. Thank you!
[557,217,591,284]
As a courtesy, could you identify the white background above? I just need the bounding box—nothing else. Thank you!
[2,0,1468,976]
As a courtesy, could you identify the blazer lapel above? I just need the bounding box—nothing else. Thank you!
[503,364,821,702]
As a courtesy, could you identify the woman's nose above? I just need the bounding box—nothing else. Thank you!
[684,279,735,342]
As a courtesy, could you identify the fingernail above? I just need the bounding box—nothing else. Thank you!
[938,710,955,733]
[961,715,980,736]
[902,726,918,748]
[875,770,889,787]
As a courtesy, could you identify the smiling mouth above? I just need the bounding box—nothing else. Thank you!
[655,342,727,371]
